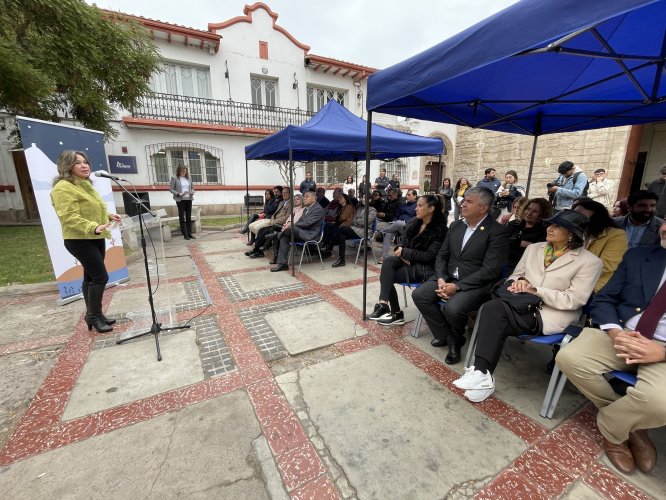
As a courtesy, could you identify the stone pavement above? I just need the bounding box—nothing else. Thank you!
[0,229,664,499]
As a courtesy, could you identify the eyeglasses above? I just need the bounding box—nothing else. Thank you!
[523,208,542,214]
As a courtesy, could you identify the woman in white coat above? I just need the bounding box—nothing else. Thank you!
[454,209,602,402]
[169,165,196,240]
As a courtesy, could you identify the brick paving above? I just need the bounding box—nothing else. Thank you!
[1,232,663,499]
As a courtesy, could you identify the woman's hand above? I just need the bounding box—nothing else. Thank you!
[500,213,511,224]
[508,279,537,294]
[108,213,121,222]
[394,246,403,257]
[94,223,111,235]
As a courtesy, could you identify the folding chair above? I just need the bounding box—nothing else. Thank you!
[608,370,637,386]
[349,220,378,268]
[288,221,325,271]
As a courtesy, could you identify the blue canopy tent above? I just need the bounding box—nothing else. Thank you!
[366,0,666,193]
[245,99,443,317]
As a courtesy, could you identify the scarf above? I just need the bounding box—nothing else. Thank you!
[543,243,569,268]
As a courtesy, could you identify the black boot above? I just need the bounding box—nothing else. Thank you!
[180,221,190,240]
[82,282,115,325]
[187,221,196,239]
[86,283,113,333]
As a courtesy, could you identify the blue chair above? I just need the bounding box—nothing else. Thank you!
[609,370,637,386]
[288,221,325,271]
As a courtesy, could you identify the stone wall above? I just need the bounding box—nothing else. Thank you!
[452,126,631,199]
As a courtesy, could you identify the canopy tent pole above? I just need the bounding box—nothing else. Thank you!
[245,159,249,206]
[362,110,373,321]
[525,113,542,197]
[289,149,295,276]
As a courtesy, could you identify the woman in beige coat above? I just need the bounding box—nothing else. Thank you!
[453,209,603,403]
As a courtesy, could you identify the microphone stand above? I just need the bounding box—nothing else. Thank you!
[111,179,189,361]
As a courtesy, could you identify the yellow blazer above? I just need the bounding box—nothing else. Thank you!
[509,242,602,334]
[51,179,110,239]
[586,227,628,292]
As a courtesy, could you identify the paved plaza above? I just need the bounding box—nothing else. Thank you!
[0,229,665,499]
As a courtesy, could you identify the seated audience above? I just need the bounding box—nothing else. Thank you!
[245,187,291,257]
[376,187,402,230]
[615,190,664,248]
[378,189,418,261]
[320,194,354,253]
[557,233,666,476]
[247,193,303,260]
[271,190,324,272]
[247,186,286,245]
[612,198,629,218]
[330,200,377,267]
[500,196,529,225]
[240,189,276,235]
[323,187,343,223]
[347,188,359,207]
[368,195,447,326]
[369,189,385,213]
[573,197,628,292]
[506,197,551,273]
[316,187,330,209]
[455,210,602,402]
[411,187,509,364]
[494,170,526,220]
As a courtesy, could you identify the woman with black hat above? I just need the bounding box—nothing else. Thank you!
[453,209,603,403]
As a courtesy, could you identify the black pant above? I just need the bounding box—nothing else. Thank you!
[473,299,536,373]
[412,279,490,346]
[254,224,281,250]
[322,222,340,247]
[176,200,192,226]
[64,239,108,285]
[337,226,360,259]
[379,256,428,312]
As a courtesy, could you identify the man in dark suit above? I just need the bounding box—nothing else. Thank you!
[412,187,509,364]
[557,232,666,476]
[271,190,324,272]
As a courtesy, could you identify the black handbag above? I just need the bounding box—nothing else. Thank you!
[490,280,543,333]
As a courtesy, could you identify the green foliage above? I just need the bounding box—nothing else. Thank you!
[0,0,160,139]
[0,226,53,285]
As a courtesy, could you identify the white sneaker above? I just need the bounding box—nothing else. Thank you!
[463,372,495,403]
[453,366,483,390]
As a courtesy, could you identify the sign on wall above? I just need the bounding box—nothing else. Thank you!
[16,117,129,303]
[108,155,138,174]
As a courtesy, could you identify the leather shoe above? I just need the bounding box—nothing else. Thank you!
[270,263,289,272]
[332,258,346,268]
[249,251,264,259]
[445,343,462,364]
[269,258,277,265]
[245,250,255,256]
[603,438,635,474]
[431,338,447,347]
[628,429,657,474]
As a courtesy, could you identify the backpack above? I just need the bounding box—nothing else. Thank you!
[572,171,589,197]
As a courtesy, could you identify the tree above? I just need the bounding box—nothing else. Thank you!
[0,0,160,139]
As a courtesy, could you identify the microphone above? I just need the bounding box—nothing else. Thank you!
[94,171,126,181]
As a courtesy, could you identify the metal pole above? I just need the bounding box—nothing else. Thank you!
[525,135,539,197]
[289,149,295,276]
[525,113,542,197]
[362,110,372,321]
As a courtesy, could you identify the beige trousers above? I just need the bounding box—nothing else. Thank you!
[249,219,272,235]
[556,327,666,444]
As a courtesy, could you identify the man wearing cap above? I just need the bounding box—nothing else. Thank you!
[647,165,666,218]
[588,168,616,212]
[556,223,666,476]
[476,168,502,193]
[548,160,588,213]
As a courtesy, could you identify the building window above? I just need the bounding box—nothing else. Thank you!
[251,77,277,107]
[150,62,211,99]
[311,161,357,186]
[381,159,409,186]
[306,86,346,112]
[147,143,223,185]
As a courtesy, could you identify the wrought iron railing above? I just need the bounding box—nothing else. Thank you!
[131,93,315,130]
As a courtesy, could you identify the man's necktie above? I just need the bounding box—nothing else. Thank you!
[634,281,666,339]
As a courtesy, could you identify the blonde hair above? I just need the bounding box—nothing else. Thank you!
[53,150,91,186]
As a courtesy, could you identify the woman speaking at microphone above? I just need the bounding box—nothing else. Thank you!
[51,151,121,333]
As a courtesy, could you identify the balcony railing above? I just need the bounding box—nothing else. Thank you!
[130,93,315,131]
